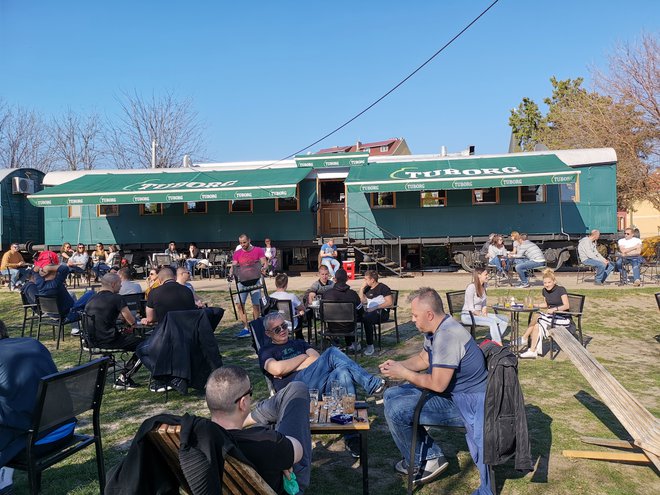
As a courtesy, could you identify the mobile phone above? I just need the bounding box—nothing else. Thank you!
[354,401,368,409]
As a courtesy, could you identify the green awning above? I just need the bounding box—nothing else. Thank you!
[295,152,369,169]
[28,168,310,207]
[345,155,579,193]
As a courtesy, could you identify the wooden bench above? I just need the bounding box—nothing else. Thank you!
[548,326,660,469]
[148,423,277,495]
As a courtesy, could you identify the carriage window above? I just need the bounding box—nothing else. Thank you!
[97,205,119,217]
[68,205,81,218]
[560,179,580,202]
[229,200,253,213]
[276,187,300,212]
[184,202,208,214]
[139,203,163,215]
[472,188,499,205]
[518,185,546,204]
[420,191,447,208]
[370,192,396,208]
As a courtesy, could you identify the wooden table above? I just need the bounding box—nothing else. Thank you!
[492,304,539,354]
[310,402,370,495]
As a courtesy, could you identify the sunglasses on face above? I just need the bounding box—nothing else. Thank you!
[269,322,289,335]
[233,385,253,403]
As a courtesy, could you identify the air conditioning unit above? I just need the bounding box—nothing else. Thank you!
[12,177,35,195]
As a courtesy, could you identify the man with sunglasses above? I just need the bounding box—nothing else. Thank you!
[615,229,644,286]
[206,365,310,494]
[67,244,89,275]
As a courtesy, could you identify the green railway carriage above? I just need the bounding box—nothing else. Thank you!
[0,168,44,250]
[29,148,617,272]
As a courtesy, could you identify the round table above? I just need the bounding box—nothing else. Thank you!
[492,304,539,354]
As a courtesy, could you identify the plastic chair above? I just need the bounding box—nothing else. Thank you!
[7,358,109,495]
[319,301,360,360]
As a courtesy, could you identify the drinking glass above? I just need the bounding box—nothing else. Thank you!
[322,393,333,410]
[309,401,319,422]
[309,389,319,403]
[343,393,356,415]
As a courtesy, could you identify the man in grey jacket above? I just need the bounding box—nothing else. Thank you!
[514,236,546,288]
[578,230,614,285]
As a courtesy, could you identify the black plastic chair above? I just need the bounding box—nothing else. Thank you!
[374,289,400,348]
[248,317,277,397]
[319,301,361,360]
[548,293,586,360]
[20,289,39,338]
[445,290,491,340]
[7,357,109,495]
[36,296,75,349]
[78,312,127,385]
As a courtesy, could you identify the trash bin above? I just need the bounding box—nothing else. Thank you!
[342,260,355,280]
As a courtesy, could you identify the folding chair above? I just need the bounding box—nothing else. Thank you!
[7,358,109,495]
[248,317,277,397]
[576,262,596,284]
[319,301,361,360]
[78,312,127,384]
[228,261,269,321]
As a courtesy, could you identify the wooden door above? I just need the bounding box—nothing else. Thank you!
[317,179,346,236]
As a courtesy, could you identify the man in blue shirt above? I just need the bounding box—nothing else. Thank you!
[380,287,491,493]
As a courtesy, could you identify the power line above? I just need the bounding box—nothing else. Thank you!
[274,0,501,164]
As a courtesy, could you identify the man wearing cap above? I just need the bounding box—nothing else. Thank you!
[1,243,29,291]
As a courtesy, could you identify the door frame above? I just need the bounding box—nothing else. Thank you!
[316,178,348,237]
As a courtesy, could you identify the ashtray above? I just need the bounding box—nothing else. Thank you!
[330,414,354,425]
[511,304,524,308]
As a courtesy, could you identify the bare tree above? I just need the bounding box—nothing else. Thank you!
[105,90,205,169]
[50,108,106,170]
[595,32,659,152]
[0,104,53,171]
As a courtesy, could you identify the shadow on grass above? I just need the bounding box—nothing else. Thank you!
[574,390,631,441]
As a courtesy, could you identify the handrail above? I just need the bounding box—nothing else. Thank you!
[346,206,399,240]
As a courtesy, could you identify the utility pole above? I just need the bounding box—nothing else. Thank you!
[151,139,157,168]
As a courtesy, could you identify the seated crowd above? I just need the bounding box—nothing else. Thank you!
[3,226,646,493]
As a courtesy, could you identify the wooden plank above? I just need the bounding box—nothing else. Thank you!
[563,450,651,464]
[580,437,638,450]
[549,326,660,470]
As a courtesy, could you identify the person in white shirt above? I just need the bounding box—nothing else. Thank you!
[269,273,305,340]
[264,238,277,276]
[117,267,143,295]
[487,234,510,277]
[615,229,644,286]
[577,230,614,285]
[461,268,509,344]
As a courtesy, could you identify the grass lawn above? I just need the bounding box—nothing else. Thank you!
[1,287,659,494]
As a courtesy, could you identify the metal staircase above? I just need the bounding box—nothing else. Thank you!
[344,208,412,278]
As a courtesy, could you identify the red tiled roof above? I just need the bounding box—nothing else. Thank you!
[317,145,353,154]
[359,139,396,149]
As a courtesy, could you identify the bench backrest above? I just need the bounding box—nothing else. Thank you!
[148,423,277,495]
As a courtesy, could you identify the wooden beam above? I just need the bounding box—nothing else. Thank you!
[563,450,651,464]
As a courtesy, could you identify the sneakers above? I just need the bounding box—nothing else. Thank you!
[512,337,527,347]
[236,328,251,338]
[394,456,449,486]
[345,435,361,458]
[519,350,538,359]
[363,344,375,356]
[71,327,81,336]
[114,376,139,390]
[633,279,641,287]
[347,342,362,353]
[517,283,530,289]
[372,378,387,396]
[149,380,174,393]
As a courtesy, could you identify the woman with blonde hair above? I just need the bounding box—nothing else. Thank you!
[461,267,509,344]
[519,268,570,358]
[59,242,73,264]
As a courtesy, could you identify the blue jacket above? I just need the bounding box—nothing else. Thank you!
[34,265,74,315]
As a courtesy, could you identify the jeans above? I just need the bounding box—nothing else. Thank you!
[251,381,312,494]
[7,267,29,288]
[488,257,509,274]
[65,289,96,322]
[615,255,644,282]
[461,312,509,344]
[515,260,545,284]
[582,258,614,283]
[293,347,381,396]
[92,263,110,279]
[360,309,389,346]
[452,392,492,495]
[186,258,200,273]
[321,258,340,277]
[383,383,463,467]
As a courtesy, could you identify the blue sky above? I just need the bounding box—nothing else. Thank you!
[1,0,657,164]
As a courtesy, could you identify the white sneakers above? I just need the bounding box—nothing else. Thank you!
[363,344,375,356]
[347,342,361,352]
[519,350,538,359]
